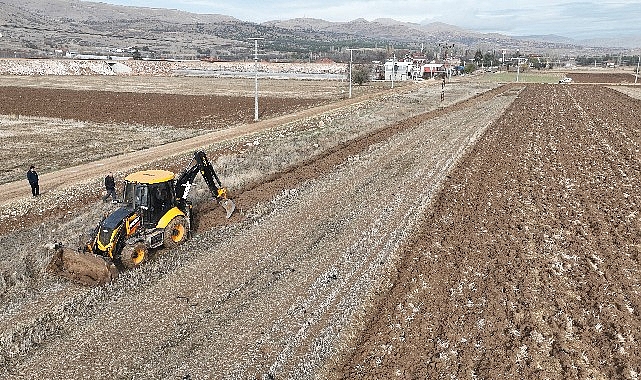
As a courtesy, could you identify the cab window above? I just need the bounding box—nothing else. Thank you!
[123,182,135,206]
[134,185,149,209]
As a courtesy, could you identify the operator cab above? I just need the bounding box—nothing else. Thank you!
[123,170,176,227]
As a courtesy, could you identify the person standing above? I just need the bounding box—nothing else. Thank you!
[26,165,39,197]
[103,173,118,203]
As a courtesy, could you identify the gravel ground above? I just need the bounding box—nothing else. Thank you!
[0,59,347,77]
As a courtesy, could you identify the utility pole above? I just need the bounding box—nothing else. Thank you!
[391,53,396,89]
[636,55,640,84]
[249,37,264,121]
[346,48,360,98]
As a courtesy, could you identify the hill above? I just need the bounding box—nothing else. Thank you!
[0,0,630,60]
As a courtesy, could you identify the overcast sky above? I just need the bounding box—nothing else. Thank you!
[89,0,641,39]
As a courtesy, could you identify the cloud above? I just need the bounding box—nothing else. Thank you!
[435,1,641,38]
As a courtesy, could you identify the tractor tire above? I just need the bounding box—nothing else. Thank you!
[163,216,188,249]
[119,242,148,269]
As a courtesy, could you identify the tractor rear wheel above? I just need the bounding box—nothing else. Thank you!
[120,242,148,269]
[163,216,188,249]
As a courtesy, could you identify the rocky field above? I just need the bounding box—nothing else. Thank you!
[0,71,640,379]
[0,59,347,77]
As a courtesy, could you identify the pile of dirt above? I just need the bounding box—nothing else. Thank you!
[47,245,117,286]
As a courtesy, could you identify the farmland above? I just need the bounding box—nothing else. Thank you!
[0,69,640,379]
[335,84,641,378]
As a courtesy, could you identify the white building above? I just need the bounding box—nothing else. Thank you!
[384,58,452,81]
[384,60,414,81]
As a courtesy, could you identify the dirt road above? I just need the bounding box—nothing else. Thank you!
[0,83,403,205]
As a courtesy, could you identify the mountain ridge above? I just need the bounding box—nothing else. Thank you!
[0,0,636,60]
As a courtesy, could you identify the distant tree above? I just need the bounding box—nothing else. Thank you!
[474,49,483,65]
[483,52,496,67]
[351,64,371,85]
[464,63,477,74]
[529,58,542,70]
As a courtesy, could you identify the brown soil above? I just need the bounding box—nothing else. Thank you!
[3,77,639,379]
[333,84,641,378]
[0,86,325,129]
[565,72,638,83]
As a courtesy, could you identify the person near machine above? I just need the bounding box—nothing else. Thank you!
[48,150,236,285]
[27,165,39,197]
[103,173,118,203]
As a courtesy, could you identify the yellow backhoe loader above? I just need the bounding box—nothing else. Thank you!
[48,150,235,285]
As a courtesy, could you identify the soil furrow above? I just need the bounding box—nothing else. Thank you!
[334,84,641,379]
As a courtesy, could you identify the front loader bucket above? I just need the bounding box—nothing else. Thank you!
[47,246,118,286]
[220,198,236,218]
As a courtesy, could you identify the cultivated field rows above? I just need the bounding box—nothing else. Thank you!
[336,84,641,378]
[3,75,638,378]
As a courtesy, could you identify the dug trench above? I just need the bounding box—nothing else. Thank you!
[0,83,513,372]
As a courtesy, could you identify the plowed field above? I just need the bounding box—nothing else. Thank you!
[564,72,638,83]
[0,86,325,128]
[1,78,640,379]
[334,84,641,379]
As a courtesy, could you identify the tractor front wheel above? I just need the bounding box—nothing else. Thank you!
[163,216,188,249]
[120,242,148,269]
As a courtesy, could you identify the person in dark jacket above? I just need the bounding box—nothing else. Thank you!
[26,165,39,197]
[102,173,118,203]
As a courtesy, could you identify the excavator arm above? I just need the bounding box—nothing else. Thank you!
[48,150,236,286]
[176,150,236,218]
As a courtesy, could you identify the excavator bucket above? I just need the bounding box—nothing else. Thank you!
[220,198,236,218]
[47,244,118,286]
